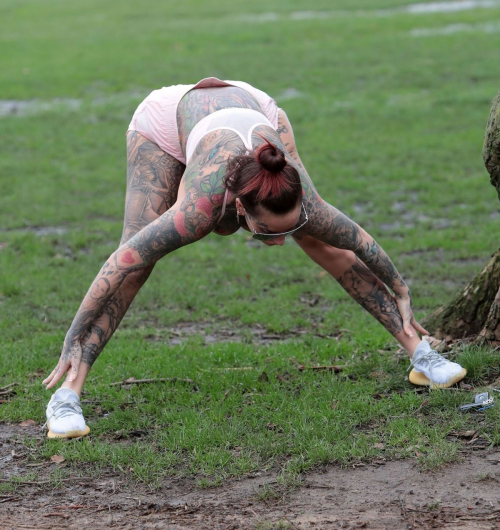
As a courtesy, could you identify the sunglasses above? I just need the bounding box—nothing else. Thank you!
[246,202,309,241]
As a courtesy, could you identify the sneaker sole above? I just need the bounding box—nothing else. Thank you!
[409,367,467,389]
[47,421,90,439]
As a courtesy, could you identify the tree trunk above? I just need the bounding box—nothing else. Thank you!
[479,283,500,342]
[423,249,500,340]
[423,91,500,343]
[483,90,500,200]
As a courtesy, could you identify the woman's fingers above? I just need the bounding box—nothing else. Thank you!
[397,300,414,337]
[67,363,79,382]
[403,317,414,338]
[411,318,429,336]
[42,364,60,385]
[43,337,82,389]
[64,340,82,383]
[45,362,70,389]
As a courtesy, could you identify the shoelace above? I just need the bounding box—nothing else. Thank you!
[41,400,83,431]
[407,349,449,389]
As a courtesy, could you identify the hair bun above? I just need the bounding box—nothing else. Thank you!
[255,141,287,173]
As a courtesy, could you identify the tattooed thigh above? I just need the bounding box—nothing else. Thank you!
[121,131,185,244]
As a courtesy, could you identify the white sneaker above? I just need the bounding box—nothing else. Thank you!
[408,340,466,389]
[43,388,90,439]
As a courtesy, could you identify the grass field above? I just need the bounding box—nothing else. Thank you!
[1,0,500,492]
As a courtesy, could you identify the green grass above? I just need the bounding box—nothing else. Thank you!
[1,0,500,487]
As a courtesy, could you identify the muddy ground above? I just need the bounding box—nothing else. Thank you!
[1,424,500,529]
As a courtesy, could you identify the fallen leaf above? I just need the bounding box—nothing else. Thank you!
[373,443,385,450]
[50,455,65,464]
[415,451,423,458]
[457,430,477,438]
[465,433,480,445]
[19,419,36,427]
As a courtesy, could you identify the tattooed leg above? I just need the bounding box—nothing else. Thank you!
[60,133,185,395]
[294,235,421,356]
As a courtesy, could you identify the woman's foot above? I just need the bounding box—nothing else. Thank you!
[43,387,90,439]
[408,340,466,389]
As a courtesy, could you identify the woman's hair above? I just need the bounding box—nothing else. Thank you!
[223,137,302,215]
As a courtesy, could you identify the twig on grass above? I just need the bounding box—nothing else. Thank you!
[305,483,334,489]
[110,377,195,387]
[412,399,429,415]
[222,389,231,402]
[213,367,255,371]
[0,477,94,485]
[0,383,19,392]
[43,513,69,519]
[52,505,99,510]
[288,357,344,372]
[298,365,344,372]
[0,497,21,503]
[199,367,255,373]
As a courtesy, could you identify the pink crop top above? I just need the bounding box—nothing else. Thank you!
[127,77,280,165]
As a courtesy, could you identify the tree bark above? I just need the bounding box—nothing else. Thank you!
[423,249,500,340]
[479,283,500,342]
[423,91,500,342]
[483,90,500,200]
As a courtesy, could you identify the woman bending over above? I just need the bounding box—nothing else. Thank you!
[42,78,466,438]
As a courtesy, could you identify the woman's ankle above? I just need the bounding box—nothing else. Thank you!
[60,382,83,397]
[393,330,423,358]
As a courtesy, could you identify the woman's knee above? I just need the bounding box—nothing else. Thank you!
[121,265,155,290]
[122,133,185,244]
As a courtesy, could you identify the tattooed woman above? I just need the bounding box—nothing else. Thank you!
[42,77,466,438]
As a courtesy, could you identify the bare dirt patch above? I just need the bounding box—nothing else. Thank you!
[139,320,342,346]
[2,423,500,529]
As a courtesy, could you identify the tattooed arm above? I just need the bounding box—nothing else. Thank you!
[42,199,218,388]
[43,132,234,389]
[276,109,404,291]
[273,108,425,338]
[305,202,407,292]
[301,196,424,336]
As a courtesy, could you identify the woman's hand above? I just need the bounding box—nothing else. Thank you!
[42,334,83,389]
[394,292,429,338]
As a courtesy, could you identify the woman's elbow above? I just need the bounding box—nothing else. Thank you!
[112,246,150,272]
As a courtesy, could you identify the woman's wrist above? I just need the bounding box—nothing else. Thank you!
[393,282,410,299]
